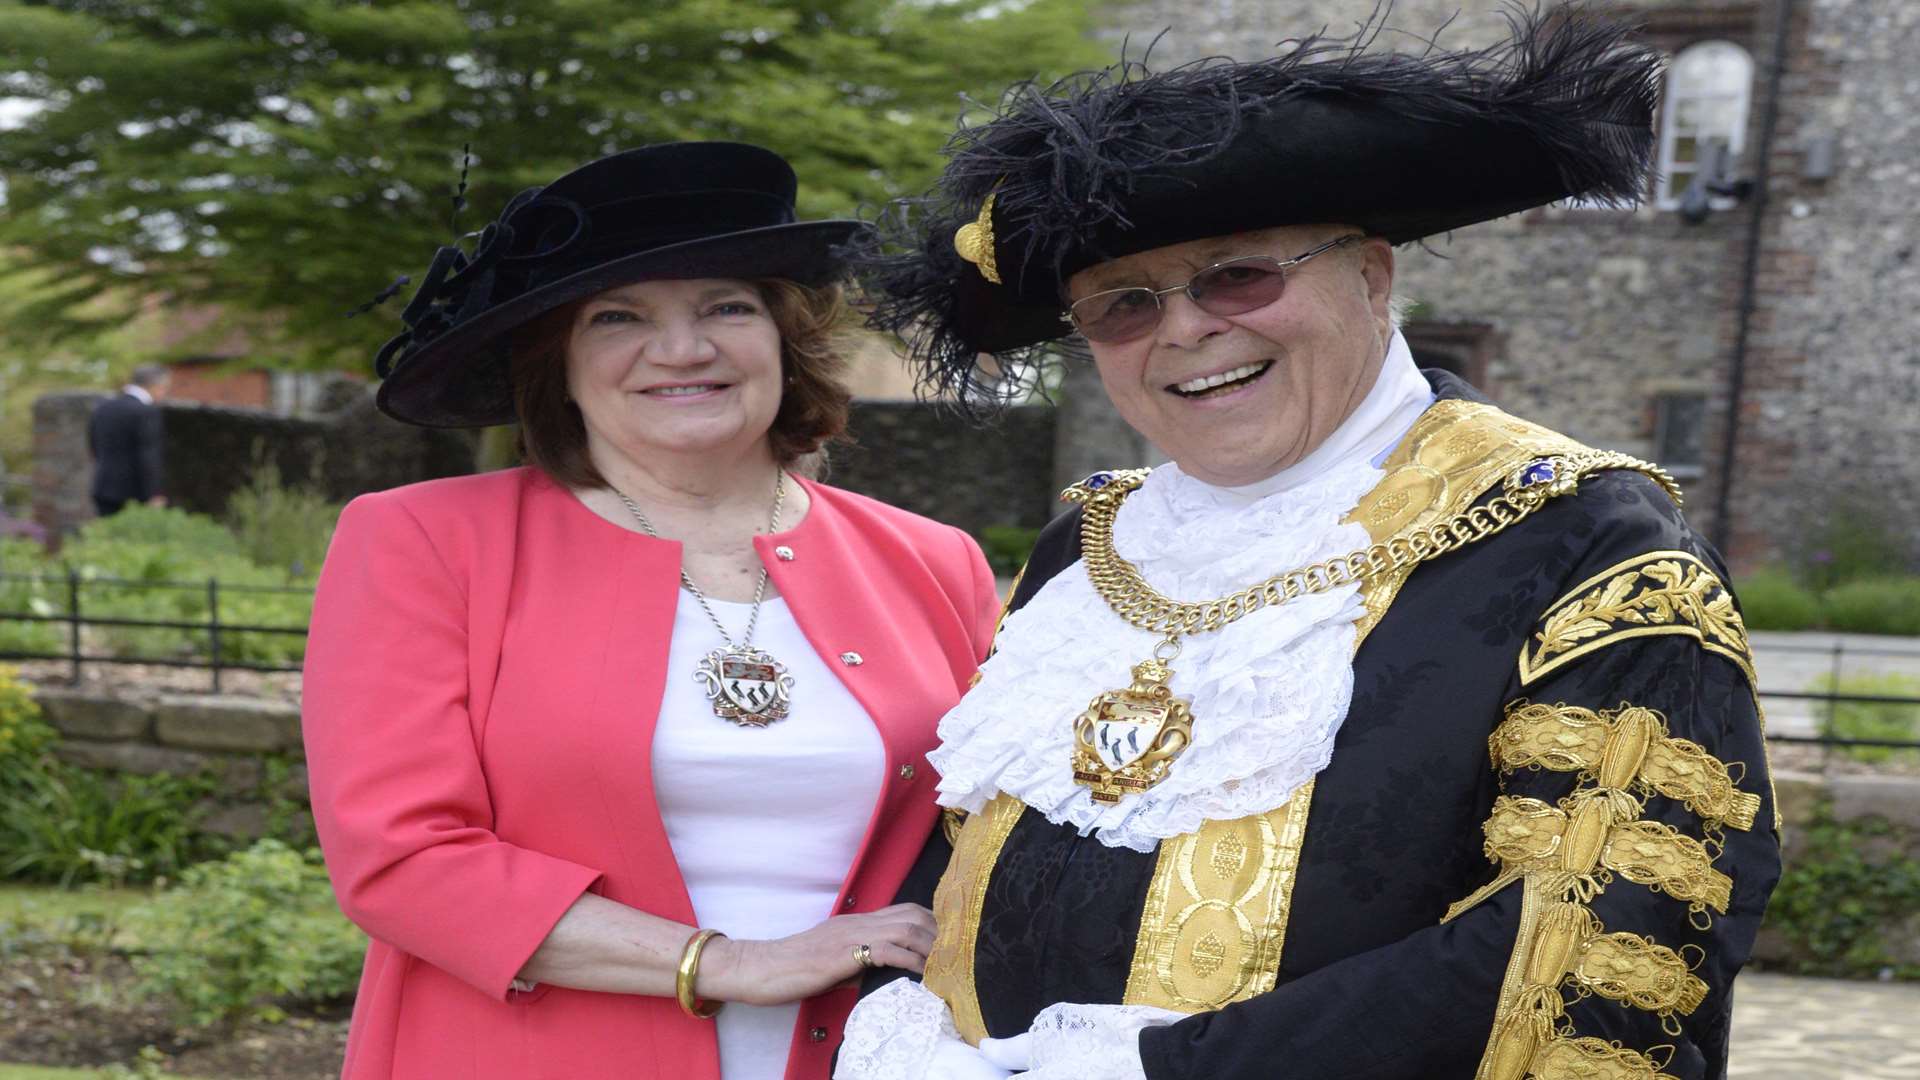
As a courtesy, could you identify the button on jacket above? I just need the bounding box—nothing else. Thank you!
[303,467,997,1080]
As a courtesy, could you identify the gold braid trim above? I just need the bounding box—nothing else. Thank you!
[1519,552,1753,687]
[923,793,1025,1045]
[1493,701,1762,833]
[1470,795,1732,919]
[1475,890,1702,1080]
[1529,1037,1681,1080]
[1574,932,1708,1021]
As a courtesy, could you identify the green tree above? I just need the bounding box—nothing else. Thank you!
[0,0,1104,371]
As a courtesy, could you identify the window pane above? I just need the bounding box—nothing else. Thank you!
[1657,40,1755,210]
[1654,392,1708,468]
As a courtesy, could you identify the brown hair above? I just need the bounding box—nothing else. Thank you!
[510,279,855,490]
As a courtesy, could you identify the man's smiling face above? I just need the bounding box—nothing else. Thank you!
[1066,224,1396,487]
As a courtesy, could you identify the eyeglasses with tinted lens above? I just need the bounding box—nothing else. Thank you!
[1063,234,1367,344]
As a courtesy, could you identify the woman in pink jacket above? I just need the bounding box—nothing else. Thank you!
[303,143,998,1080]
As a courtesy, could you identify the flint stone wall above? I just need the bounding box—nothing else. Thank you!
[1102,0,1920,571]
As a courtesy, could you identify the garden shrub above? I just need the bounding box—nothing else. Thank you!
[133,839,364,1027]
[53,506,315,666]
[0,537,63,655]
[1813,672,1920,764]
[70,503,250,561]
[223,455,343,578]
[1821,577,1920,636]
[0,664,53,785]
[1734,567,1821,631]
[1763,803,1920,979]
[980,524,1042,578]
[1,668,226,887]
[0,759,225,886]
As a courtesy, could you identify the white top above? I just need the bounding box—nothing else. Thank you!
[928,331,1434,852]
[654,591,885,1080]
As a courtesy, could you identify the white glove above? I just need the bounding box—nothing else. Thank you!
[978,1032,1032,1071]
[836,979,1001,1080]
[1016,1002,1186,1080]
[929,1037,1014,1080]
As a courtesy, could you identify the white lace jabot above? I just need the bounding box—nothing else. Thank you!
[929,456,1380,852]
[929,332,1428,852]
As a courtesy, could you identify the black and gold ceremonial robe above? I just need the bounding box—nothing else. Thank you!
[878,374,1781,1080]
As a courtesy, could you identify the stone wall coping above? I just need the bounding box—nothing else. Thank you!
[152,692,302,753]
[1828,773,1920,833]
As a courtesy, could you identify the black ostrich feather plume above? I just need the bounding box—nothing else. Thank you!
[859,1,1663,416]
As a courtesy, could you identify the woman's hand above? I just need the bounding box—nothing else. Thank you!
[702,902,937,1005]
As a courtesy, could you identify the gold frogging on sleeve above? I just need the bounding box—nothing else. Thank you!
[1529,1038,1682,1080]
[1519,552,1754,687]
[923,793,1024,1045]
[1465,692,1759,1079]
[1493,701,1762,834]
[1462,795,1731,920]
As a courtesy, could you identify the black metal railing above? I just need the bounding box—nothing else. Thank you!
[1751,636,1920,750]
[2,573,1918,750]
[0,570,311,693]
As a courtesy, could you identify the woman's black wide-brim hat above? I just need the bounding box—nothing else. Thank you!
[373,141,872,428]
[863,3,1664,408]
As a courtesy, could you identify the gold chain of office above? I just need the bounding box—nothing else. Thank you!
[1071,451,1674,641]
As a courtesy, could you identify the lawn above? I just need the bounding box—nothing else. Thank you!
[0,884,156,950]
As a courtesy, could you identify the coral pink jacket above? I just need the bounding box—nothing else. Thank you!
[302,467,997,1080]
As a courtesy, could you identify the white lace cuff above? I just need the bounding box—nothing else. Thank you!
[833,979,958,1080]
[1020,1001,1186,1080]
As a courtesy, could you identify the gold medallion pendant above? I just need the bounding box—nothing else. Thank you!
[1072,644,1195,804]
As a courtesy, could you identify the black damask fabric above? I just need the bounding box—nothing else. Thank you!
[864,374,1780,1080]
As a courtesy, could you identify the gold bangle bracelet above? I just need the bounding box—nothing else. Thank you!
[676,929,725,1019]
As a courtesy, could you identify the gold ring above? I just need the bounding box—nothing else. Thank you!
[852,943,875,968]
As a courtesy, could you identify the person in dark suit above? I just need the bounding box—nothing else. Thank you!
[87,363,170,517]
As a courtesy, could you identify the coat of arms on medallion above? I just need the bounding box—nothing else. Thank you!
[695,648,794,727]
[1071,657,1194,803]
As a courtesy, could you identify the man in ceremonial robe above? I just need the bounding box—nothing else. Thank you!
[833,6,1781,1080]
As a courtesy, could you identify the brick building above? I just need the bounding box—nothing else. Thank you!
[1087,0,1920,572]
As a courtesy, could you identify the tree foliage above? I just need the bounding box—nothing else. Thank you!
[0,0,1104,371]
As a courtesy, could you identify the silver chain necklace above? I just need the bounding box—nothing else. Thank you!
[615,472,795,727]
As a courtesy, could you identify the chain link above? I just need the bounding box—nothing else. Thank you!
[1077,451,1668,641]
[615,471,788,650]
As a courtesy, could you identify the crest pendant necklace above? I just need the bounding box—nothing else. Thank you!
[616,471,794,727]
[1066,450,1612,802]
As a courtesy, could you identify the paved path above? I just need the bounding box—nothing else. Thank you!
[1729,972,1920,1078]
[1750,631,1920,736]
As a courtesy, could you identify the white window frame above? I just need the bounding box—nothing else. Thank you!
[1655,40,1756,211]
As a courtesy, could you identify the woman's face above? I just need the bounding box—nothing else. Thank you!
[564,277,784,471]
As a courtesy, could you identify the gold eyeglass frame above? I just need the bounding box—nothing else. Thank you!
[1061,233,1367,342]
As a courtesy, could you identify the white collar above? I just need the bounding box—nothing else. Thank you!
[122,384,154,405]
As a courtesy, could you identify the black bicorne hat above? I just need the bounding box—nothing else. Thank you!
[861,3,1663,411]
[373,141,873,428]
